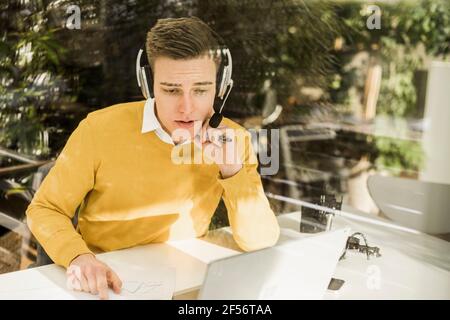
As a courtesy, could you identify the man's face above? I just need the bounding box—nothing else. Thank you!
[153,55,216,140]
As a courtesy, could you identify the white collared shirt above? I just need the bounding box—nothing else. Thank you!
[141,98,190,145]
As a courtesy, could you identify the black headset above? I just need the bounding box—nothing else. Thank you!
[136,43,234,128]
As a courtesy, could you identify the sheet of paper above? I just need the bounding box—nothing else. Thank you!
[0,263,176,300]
[98,263,176,300]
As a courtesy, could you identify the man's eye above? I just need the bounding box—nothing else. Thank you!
[163,88,180,95]
[194,89,208,95]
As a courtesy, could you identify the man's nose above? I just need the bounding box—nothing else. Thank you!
[178,93,194,114]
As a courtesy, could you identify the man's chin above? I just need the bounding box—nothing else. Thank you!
[171,123,199,143]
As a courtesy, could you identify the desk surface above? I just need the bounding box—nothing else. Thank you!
[0,211,449,299]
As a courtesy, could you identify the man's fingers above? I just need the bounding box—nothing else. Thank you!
[96,270,109,300]
[85,269,98,295]
[80,273,90,293]
[107,269,123,294]
[208,128,226,147]
[66,273,81,291]
[207,127,233,147]
[201,119,210,143]
[67,254,118,299]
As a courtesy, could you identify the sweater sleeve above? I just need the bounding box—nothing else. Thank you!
[26,118,96,268]
[217,131,280,251]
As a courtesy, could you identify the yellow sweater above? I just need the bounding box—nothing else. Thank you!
[26,101,280,268]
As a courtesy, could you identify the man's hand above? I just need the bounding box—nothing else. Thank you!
[195,120,243,179]
[66,253,122,300]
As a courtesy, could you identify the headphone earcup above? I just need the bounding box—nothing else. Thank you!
[138,69,147,99]
[143,65,154,99]
[218,66,230,98]
[216,62,225,99]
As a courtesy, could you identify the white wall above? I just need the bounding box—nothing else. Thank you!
[420,61,450,185]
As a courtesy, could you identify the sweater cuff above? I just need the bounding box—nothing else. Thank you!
[58,240,94,269]
[217,166,256,197]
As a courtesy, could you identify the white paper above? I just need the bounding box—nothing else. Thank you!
[0,263,176,300]
[99,264,176,300]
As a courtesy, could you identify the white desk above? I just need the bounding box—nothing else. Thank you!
[0,211,449,299]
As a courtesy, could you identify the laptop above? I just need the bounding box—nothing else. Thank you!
[198,227,350,300]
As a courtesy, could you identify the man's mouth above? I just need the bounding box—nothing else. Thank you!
[174,120,195,128]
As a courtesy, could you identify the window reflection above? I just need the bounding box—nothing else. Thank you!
[0,0,449,275]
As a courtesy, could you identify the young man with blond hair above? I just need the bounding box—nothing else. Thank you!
[26,16,279,299]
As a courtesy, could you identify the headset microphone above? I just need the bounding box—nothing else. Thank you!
[209,76,233,128]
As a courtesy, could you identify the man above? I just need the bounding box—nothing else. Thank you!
[26,16,280,299]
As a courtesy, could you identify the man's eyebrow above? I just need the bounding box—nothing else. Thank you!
[193,81,213,86]
[159,81,213,87]
[159,82,181,87]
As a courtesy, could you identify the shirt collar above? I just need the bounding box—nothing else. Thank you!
[141,98,160,134]
[141,98,192,146]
